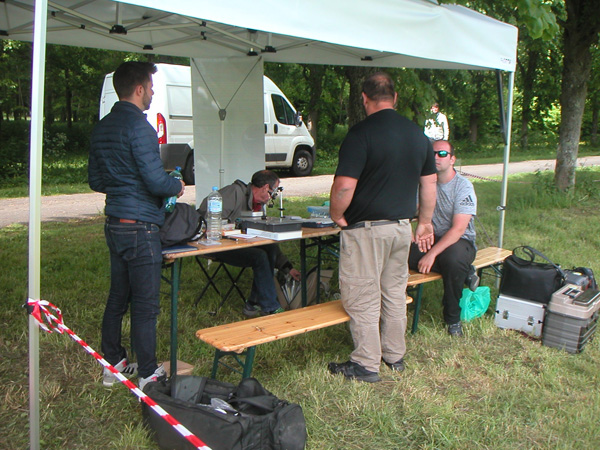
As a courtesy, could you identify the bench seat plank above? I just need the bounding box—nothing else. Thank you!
[406,246,510,287]
[197,300,349,353]
[197,297,413,353]
[472,246,512,269]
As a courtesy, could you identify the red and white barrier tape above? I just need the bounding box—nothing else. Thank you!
[26,298,211,450]
[459,171,502,183]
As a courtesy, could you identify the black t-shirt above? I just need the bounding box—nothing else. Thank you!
[335,109,436,225]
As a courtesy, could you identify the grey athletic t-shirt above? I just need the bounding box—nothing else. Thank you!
[433,171,477,245]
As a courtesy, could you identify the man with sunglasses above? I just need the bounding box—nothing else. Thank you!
[198,170,301,317]
[328,72,437,382]
[408,140,478,337]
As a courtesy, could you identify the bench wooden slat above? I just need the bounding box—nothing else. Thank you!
[197,300,349,353]
[197,296,413,353]
[472,246,511,268]
[406,246,510,287]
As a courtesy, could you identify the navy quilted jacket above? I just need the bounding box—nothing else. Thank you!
[89,101,181,226]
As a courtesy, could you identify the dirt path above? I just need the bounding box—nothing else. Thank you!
[2,156,599,228]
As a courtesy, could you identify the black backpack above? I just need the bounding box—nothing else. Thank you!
[160,203,205,247]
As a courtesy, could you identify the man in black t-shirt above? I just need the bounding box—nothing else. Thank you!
[328,72,437,383]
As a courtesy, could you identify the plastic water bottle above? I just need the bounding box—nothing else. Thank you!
[206,186,223,241]
[164,166,182,213]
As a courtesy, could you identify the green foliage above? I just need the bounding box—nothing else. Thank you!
[516,0,560,40]
[523,168,600,208]
[317,124,348,154]
[0,121,93,188]
[0,120,29,180]
[47,122,95,156]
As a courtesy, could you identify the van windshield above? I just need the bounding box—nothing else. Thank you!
[271,94,295,126]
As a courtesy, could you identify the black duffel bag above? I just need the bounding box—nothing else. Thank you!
[142,376,307,450]
[500,246,565,304]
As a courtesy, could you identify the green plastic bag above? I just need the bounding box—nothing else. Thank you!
[459,286,491,322]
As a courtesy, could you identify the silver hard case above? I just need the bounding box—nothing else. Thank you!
[494,294,546,337]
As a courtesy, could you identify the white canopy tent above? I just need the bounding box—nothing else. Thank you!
[1,1,517,448]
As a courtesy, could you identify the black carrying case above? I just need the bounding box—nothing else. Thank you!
[499,246,565,304]
[142,376,307,450]
[240,217,302,233]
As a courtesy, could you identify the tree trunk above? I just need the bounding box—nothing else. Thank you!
[469,115,478,143]
[65,67,73,128]
[302,65,325,145]
[519,48,539,150]
[468,73,484,144]
[555,0,600,191]
[344,67,373,128]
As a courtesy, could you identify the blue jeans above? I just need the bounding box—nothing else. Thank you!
[213,244,281,313]
[101,219,163,378]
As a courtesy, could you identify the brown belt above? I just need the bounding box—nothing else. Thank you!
[107,216,145,224]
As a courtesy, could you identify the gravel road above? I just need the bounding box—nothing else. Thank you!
[1,156,599,228]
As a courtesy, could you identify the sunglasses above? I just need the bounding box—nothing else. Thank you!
[434,150,451,158]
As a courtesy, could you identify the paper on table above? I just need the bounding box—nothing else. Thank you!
[226,234,259,240]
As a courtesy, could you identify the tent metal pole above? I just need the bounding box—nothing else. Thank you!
[498,71,515,249]
[29,1,49,449]
[219,111,226,187]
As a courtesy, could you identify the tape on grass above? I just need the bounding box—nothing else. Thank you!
[26,298,211,450]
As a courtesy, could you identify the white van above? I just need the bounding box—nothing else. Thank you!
[99,64,316,184]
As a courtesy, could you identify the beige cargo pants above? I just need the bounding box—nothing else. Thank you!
[339,220,411,373]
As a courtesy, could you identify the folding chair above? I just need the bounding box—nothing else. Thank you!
[193,255,248,315]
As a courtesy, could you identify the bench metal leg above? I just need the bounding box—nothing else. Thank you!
[170,259,182,375]
[210,347,257,379]
[410,285,424,334]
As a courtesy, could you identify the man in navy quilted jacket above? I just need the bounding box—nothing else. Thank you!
[89,61,185,389]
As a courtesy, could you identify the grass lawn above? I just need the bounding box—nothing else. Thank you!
[1,168,599,449]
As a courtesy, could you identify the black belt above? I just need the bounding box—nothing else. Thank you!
[343,220,402,230]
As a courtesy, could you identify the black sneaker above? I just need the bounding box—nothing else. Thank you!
[242,302,261,318]
[448,322,464,337]
[383,358,405,372]
[465,265,480,292]
[328,360,381,383]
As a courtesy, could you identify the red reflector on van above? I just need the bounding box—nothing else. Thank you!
[157,113,166,144]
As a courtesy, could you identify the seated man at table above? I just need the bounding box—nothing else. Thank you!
[408,140,479,337]
[198,170,301,317]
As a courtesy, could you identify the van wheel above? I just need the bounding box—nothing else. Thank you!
[291,149,313,177]
[183,154,195,185]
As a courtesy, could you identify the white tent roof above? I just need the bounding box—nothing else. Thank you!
[2,0,517,71]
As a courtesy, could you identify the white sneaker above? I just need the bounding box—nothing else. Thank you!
[102,358,138,387]
[139,364,167,390]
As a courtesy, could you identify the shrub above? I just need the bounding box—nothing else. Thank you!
[0,121,29,183]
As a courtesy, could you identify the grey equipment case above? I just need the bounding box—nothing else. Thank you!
[542,284,600,353]
[494,294,546,337]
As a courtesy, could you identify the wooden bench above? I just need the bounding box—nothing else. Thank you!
[196,246,510,378]
[197,297,412,379]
